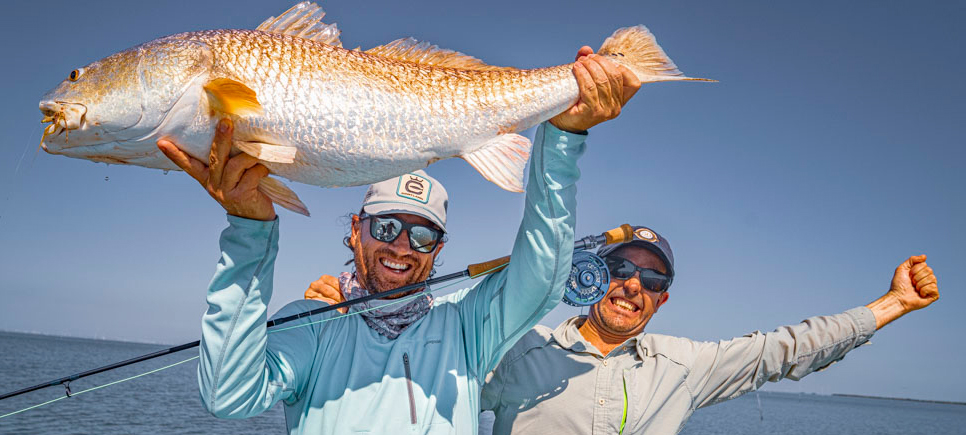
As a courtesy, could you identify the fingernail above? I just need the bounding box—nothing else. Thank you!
[218,119,230,132]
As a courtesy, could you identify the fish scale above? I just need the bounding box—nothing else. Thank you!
[39,2,708,215]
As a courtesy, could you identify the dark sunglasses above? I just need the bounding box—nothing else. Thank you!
[603,255,671,292]
[360,214,444,253]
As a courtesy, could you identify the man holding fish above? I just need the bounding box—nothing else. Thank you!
[157,48,640,434]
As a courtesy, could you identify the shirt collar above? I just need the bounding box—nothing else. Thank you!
[551,316,647,359]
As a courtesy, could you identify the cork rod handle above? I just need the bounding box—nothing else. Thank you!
[467,256,511,278]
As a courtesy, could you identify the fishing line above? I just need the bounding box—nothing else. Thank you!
[0,224,636,417]
[0,127,42,223]
[0,356,200,420]
[13,127,40,177]
[0,274,470,420]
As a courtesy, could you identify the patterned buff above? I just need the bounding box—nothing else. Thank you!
[339,272,434,339]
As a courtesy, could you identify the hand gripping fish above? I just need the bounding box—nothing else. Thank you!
[39,2,709,216]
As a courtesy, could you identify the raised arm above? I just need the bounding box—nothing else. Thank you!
[460,51,641,375]
[159,120,318,417]
[686,255,940,409]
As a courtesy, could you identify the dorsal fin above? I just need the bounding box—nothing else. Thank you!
[365,38,511,70]
[257,1,342,47]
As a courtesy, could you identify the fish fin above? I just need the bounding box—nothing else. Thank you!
[460,134,532,192]
[365,38,512,71]
[235,140,298,164]
[258,177,310,216]
[597,25,715,83]
[204,78,263,117]
[256,1,342,47]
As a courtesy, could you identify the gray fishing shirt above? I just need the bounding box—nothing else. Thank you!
[481,307,876,435]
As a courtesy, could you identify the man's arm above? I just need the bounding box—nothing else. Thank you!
[685,255,940,409]
[457,121,583,375]
[198,217,322,417]
[159,120,318,417]
[458,52,641,376]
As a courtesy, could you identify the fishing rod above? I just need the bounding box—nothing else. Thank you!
[0,224,634,403]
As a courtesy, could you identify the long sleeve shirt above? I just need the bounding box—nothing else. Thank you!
[198,122,586,435]
[481,307,877,435]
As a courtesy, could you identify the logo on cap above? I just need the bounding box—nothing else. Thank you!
[396,173,432,204]
[634,228,658,242]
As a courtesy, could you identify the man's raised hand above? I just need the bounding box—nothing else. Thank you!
[157,119,276,221]
[889,255,940,312]
[867,255,940,329]
[550,46,642,133]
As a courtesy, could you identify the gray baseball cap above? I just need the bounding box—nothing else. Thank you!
[361,170,449,231]
[597,226,675,281]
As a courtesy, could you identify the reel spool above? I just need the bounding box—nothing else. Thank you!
[563,250,610,307]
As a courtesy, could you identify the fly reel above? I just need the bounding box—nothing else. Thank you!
[563,250,610,306]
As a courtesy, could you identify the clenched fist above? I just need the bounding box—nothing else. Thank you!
[867,255,940,329]
[888,255,939,312]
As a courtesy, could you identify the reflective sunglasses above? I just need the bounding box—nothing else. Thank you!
[603,255,671,292]
[360,214,444,253]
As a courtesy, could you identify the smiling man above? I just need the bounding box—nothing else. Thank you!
[476,226,940,435]
[158,50,641,434]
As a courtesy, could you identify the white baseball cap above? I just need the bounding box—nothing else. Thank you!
[361,170,448,231]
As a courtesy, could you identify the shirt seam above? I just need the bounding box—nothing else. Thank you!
[210,224,276,410]
[488,125,566,371]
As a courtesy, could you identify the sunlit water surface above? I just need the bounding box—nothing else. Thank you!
[2,332,963,434]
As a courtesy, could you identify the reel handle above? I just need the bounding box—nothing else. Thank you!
[604,224,635,246]
[574,224,634,251]
[467,256,511,278]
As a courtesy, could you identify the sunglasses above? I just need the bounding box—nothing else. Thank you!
[360,214,444,253]
[603,255,671,292]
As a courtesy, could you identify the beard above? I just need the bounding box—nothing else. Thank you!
[355,248,434,297]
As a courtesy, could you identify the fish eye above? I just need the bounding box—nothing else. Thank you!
[68,69,83,82]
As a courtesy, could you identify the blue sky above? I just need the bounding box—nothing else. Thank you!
[0,0,963,403]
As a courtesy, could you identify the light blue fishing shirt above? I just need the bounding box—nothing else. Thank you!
[198,122,586,435]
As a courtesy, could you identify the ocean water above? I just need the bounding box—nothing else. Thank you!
[2,331,964,434]
[0,331,288,435]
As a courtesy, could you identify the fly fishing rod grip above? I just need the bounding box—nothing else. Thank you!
[603,224,634,245]
[467,256,510,278]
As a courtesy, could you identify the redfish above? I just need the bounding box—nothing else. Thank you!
[39,2,708,215]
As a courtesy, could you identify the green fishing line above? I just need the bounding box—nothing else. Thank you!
[0,270,484,420]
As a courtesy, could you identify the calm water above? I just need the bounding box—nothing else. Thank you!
[2,331,964,434]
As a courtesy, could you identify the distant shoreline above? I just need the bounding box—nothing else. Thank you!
[0,329,170,346]
[833,393,966,406]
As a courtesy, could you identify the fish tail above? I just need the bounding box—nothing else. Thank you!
[597,25,714,83]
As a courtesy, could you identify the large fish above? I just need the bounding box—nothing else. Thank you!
[39,2,708,215]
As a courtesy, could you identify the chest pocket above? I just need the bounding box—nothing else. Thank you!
[345,339,447,433]
[411,338,463,425]
[622,357,691,433]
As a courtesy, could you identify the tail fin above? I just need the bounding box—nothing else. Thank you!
[598,25,714,83]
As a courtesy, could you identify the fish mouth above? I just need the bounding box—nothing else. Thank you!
[39,101,87,151]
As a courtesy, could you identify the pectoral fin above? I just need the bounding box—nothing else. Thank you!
[235,140,298,163]
[204,78,263,117]
[258,177,310,216]
[460,134,532,192]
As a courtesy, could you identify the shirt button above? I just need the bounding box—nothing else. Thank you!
[599,398,606,406]
[602,360,608,366]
